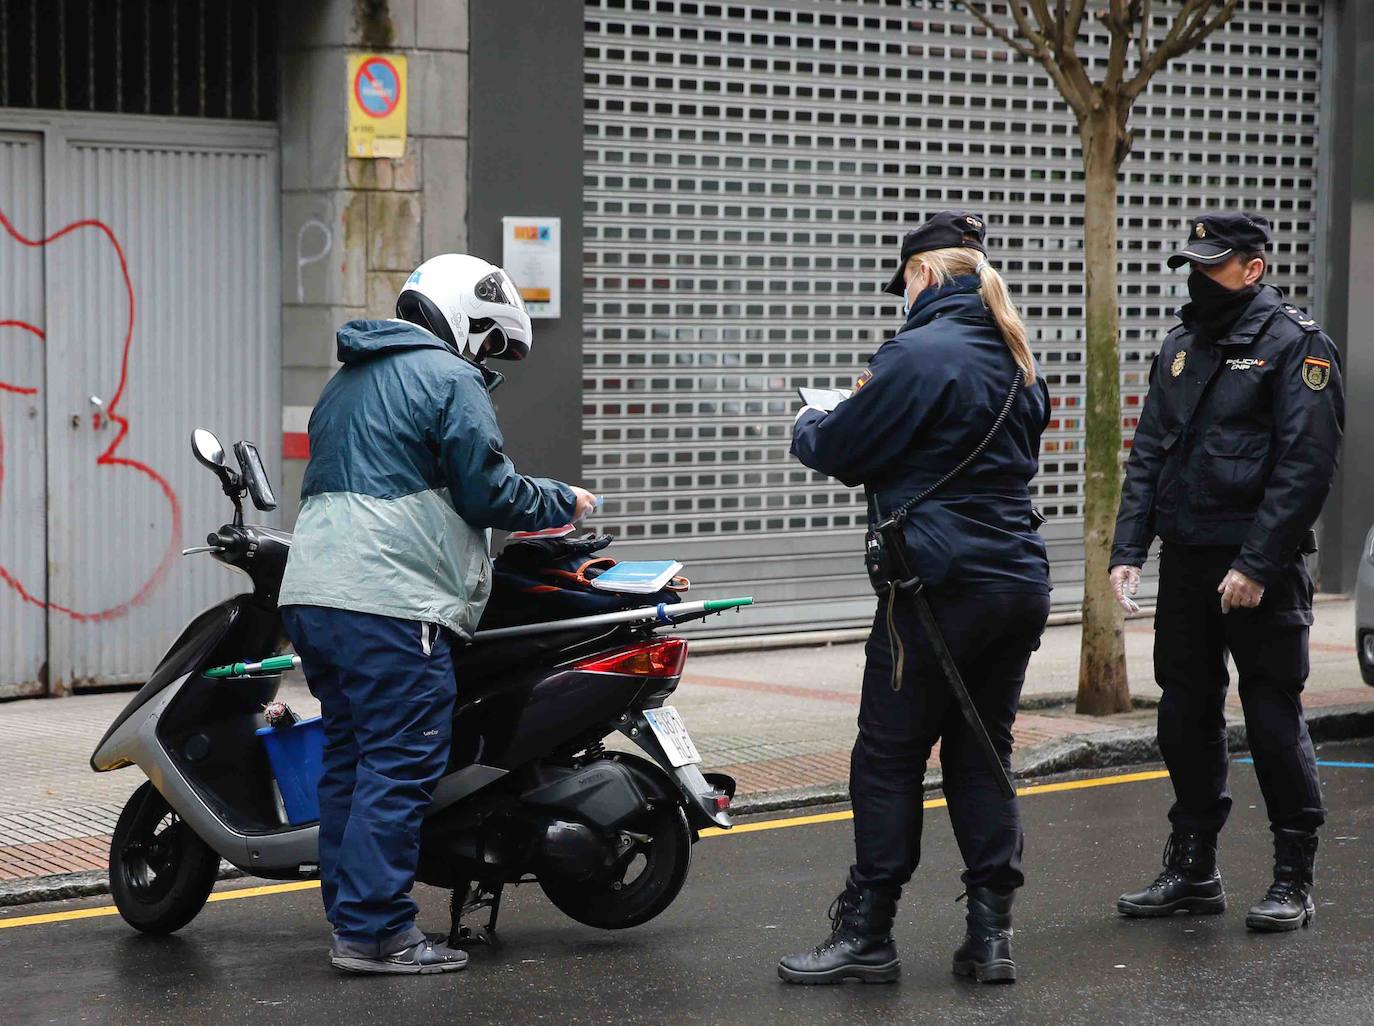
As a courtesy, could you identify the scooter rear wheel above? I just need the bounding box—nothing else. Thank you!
[109,782,221,934]
[539,801,692,930]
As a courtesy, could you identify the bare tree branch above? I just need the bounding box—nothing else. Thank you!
[1174,0,1238,53]
[1123,0,1224,100]
[1004,1,1053,54]
[1051,0,1096,106]
[1025,0,1057,39]
[1063,0,1090,45]
[1027,0,1095,102]
[961,1,1091,115]
[1135,0,1154,66]
[962,1,1038,60]
[1100,0,1133,94]
[1172,0,1220,50]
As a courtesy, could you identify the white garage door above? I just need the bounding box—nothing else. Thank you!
[0,113,279,694]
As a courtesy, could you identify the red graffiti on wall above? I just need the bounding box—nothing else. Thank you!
[0,209,182,622]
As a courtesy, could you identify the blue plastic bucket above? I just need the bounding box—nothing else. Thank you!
[256,716,325,824]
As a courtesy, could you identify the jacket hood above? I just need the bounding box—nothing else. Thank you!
[336,319,457,365]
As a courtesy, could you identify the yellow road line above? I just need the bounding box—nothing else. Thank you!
[0,879,320,931]
[1015,769,1169,797]
[0,768,1170,932]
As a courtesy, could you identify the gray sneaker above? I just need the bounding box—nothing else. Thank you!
[330,933,469,976]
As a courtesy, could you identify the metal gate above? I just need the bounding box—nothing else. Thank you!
[582,0,1326,633]
[0,112,279,695]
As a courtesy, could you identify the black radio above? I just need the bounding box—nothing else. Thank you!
[865,518,922,598]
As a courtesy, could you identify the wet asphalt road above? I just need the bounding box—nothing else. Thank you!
[4,743,1374,1026]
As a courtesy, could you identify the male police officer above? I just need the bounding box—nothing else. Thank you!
[1110,212,1344,932]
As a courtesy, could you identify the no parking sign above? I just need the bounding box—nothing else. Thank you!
[347,53,407,158]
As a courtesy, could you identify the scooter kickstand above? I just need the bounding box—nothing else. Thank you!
[448,882,504,950]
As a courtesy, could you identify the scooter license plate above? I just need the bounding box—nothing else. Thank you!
[643,706,702,768]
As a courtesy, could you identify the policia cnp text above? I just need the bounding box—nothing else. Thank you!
[780,211,1053,986]
[1110,212,1345,933]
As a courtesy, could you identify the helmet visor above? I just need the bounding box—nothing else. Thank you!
[475,269,527,313]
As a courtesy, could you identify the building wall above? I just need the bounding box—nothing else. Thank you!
[277,0,470,520]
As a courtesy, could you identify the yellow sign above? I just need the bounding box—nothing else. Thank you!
[347,53,407,158]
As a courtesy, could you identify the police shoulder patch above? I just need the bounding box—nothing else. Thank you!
[1280,303,1321,333]
[854,369,874,391]
[1301,356,1331,391]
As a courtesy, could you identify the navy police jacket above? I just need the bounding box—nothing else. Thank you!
[1111,285,1345,586]
[792,277,1052,593]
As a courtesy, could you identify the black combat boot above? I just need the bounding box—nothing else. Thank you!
[1246,829,1317,932]
[952,887,1016,984]
[1117,831,1226,917]
[778,875,901,985]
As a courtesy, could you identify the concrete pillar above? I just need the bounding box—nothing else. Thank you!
[1317,0,1374,592]
[277,0,469,521]
[468,0,585,490]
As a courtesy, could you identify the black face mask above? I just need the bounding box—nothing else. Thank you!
[1185,269,1260,341]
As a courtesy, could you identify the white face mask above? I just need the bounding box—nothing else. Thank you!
[901,268,926,318]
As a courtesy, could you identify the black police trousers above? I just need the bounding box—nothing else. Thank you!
[1154,543,1325,835]
[849,590,1051,894]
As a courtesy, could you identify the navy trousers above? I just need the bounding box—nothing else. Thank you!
[1153,543,1325,835]
[849,590,1051,894]
[281,605,456,949]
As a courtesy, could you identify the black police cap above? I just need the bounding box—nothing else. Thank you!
[883,210,988,295]
[1167,211,1273,269]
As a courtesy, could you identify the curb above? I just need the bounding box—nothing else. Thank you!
[4,704,1371,911]
[0,863,243,911]
[734,702,1374,813]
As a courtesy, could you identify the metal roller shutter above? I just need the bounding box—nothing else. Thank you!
[582,0,1325,633]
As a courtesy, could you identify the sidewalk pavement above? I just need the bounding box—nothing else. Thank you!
[1,597,1369,904]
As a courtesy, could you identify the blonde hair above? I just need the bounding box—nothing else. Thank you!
[905,248,1036,385]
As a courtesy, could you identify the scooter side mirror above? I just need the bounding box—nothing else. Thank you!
[233,441,278,512]
[191,428,227,470]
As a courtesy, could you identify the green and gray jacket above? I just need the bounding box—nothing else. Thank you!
[278,320,577,638]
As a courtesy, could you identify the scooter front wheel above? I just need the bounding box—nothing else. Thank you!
[109,782,221,934]
[539,801,693,930]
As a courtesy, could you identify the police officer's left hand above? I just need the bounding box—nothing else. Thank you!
[1217,569,1264,614]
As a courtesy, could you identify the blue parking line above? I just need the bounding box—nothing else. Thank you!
[1236,758,1374,769]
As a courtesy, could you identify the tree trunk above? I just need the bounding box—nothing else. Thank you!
[1074,112,1132,716]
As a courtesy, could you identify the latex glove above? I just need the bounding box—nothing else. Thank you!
[1218,568,1264,614]
[1109,564,1142,615]
[570,487,600,523]
[794,404,823,425]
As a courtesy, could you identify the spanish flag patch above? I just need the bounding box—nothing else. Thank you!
[1301,356,1331,391]
[854,369,874,391]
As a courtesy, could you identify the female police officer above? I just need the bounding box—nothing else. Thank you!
[778,211,1051,986]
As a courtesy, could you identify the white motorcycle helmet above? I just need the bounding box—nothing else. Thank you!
[395,253,533,361]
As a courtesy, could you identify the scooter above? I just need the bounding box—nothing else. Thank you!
[91,428,746,944]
